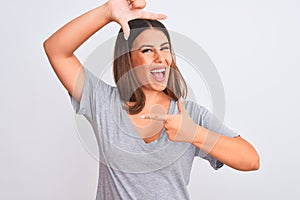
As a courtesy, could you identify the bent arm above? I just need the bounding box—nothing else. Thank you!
[43,4,112,103]
[193,127,260,171]
[152,100,260,171]
[43,0,166,104]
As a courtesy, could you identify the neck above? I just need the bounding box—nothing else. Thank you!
[141,87,169,105]
[126,87,171,115]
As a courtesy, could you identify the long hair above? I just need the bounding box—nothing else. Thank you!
[113,19,187,114]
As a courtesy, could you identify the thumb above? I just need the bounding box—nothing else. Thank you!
[177,99,182,114]
[177,98,186,115]
[120,20,130,40]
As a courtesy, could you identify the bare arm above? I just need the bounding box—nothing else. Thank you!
[144,100,260,171]
[192,129,260,171]
[43,4,111,103]
[43,0,166,103]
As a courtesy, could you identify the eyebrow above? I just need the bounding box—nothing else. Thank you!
[138,42,169,49]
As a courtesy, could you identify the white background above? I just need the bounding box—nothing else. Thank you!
[1,0,299,199]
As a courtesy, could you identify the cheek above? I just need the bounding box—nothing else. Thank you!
[130,52,140,67]
[133,66,149,84]
[130,52,149,67]
[165,53,173,66]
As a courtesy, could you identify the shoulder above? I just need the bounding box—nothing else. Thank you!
[179,99,212,125]
[83,66,116,90]
[82,66,120,105]
[181,99,209,116]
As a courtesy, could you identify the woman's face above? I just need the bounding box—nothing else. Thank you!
[130,29,172,92]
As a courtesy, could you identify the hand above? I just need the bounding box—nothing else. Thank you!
[105,0,167,39]
[141,100,199,143]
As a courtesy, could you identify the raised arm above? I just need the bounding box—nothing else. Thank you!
[43,0,166,103]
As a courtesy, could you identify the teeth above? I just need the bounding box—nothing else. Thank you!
[151,68,165,73]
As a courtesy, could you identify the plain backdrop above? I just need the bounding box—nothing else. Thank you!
[1,0,300,199]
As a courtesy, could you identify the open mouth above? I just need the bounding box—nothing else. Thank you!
[150,67,166,82]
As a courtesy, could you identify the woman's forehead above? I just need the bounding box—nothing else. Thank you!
[132,29,169,48]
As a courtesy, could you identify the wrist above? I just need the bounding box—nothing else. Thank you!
[102,2,114,23]
[191,126,206,148]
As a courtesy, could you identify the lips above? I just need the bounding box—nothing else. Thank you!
[150,67,166,82]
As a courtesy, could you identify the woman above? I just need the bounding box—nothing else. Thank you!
[43,0,259,199]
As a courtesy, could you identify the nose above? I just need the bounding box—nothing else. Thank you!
[153,49,164,63]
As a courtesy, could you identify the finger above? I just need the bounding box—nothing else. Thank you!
[139,11,167,20]
[177,98,186,114]
[177,100,182,114]
[164,115,172,122]
[140,114,167,121]
[130,0,147,9]
[119,20,130,40]
[164,124,169,133]
[140,114,166,121]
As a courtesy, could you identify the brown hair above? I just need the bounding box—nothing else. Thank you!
[113,19,187,114]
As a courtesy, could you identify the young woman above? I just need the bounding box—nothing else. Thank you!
[44,0,259,199]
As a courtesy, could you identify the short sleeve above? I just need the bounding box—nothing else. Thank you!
[184,101,239,170]
[199,105,239,138]
[68,66,113,122]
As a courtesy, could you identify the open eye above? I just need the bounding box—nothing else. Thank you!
[141,48,153,53]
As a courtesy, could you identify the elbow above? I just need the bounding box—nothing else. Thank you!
[243,153,260,171]
[43,36,58,56]
[236,136,260,171]
[43,39,51,55]
[249,146,260,171]
[251,154,260,170]
[234,151,260,171]
[43,38,71,58]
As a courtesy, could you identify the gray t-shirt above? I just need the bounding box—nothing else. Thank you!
[69,67,239,200]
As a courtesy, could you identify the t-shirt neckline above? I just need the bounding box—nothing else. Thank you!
[122,99,176,150]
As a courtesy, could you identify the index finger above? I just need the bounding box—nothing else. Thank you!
[139,11,167,20]
[140,114,167,121]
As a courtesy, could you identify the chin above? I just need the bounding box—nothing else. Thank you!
[143,82,167,92]
[152,84,167,92]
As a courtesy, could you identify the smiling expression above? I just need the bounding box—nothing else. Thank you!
[130,29,173,92]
